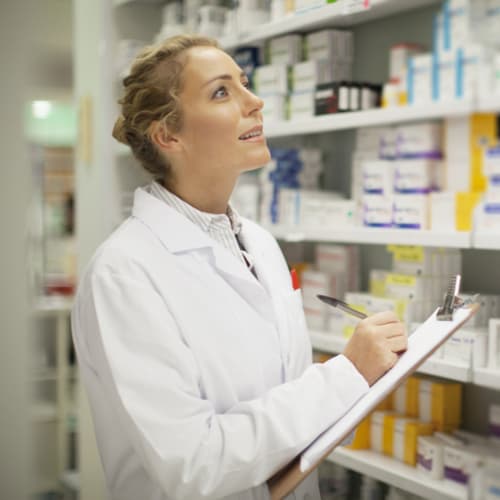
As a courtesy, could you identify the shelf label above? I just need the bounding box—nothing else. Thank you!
[342,0,371,15]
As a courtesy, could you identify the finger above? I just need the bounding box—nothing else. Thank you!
[387,336,408,353]
[366,310,400,325]
[381,322,407,339]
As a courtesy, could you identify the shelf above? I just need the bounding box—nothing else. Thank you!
[419,357,471,383]
[476,95,500,113]
[34,296,73,316]
[473,368,500,390]
[328,448,467,500]
[32,402,58,422]
[266,225,472,248]
[264,101,473,138]
[310,330,347,354]
[60,470,80,491]
[220,0,440,51]
[472,231,500,250]
[113,0,163,5]
[310,330,474,383]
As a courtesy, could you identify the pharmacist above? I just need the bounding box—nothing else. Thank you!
[71,34,407,500]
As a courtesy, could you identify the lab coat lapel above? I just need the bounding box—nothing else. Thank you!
[239,220,292,374]
[132,188,275,323]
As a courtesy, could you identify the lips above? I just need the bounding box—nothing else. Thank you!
[239,125,263,140]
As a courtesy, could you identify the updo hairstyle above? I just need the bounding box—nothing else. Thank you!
[112,34,219,181]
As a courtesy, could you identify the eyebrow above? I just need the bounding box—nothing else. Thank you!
[202,71,247,88]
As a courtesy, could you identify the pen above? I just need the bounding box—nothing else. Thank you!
[317,294,367,320]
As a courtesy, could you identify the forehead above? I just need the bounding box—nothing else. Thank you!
[182,46,242,86]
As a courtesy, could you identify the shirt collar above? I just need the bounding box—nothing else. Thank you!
[150,181,242,236]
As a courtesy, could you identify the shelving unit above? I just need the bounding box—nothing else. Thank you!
[264,101,474,138]
[73,0,500,499]
[220,0,441,50]
[32,295,75,495]
[265,225,472,247]
[327,448,467,500]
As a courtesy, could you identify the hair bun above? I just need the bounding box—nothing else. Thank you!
[112,115,129,145]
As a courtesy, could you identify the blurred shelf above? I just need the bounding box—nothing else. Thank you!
[220,0,440,50]
[264,101,473,138]
[32,368,58,382]
[113,0,163,5]
[310,330,347,354]
[310,330,473,383]
[477,95,500,113]
[267,225,471,248]
[328,448,467,500]
[472,231,500,250]
[33,296,73,316]
[473,367,500,390]
[31,402,58,422]
[419,357,471,383]
[60,470,80,491]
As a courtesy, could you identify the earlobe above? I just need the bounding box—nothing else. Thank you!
[150,121,181,153]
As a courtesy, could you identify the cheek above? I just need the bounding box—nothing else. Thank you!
[184,108,239,151]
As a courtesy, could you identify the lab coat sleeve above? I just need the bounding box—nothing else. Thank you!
[76,263,369,500]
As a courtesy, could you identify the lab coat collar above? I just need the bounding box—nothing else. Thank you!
[132,188,275,322]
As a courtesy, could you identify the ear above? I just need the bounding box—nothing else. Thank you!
[149,120,182,154]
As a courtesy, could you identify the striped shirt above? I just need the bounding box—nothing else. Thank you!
[148,181,254,271]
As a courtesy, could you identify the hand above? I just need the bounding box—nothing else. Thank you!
[342,311,407,386]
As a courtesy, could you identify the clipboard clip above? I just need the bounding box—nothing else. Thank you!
[436,275,479,321]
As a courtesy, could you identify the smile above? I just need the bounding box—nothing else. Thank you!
[239,127,264,141]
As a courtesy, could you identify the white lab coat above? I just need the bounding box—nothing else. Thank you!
[71,187,369,500]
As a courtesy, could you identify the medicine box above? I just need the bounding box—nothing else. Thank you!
[299,195,357,230]
[261,94,287,122]
[490,404,500,444]
[268,34,303,65]
[394,159,438,194]
[361,160,394,195]
[419,378,462,431]
[417,436,445,479]
[304,29,354,62]
[291,59,351,93]
[362,194,393,227]
[407,53,435,105]
[389,43,423,82]
[288,91,315,120]
[393,419,434,466]
[254,64,289,96]
[370,411,395,454]
[316,244,359,291]
[393,193,430,230]
[395,122,442,159]
[393,376,420,417]
[346,415,371,450]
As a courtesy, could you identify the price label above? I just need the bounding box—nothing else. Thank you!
[342,0,370,15]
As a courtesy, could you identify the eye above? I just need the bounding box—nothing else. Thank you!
[242,79,250,89]
[212,86,228,99]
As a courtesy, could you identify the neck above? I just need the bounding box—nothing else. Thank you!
[164,172,238,214]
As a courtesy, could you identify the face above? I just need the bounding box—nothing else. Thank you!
[170,46,270,182]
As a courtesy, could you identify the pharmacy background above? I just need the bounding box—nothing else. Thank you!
[11,1,500,500]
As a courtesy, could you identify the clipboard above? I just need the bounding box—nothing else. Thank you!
[268,277,479,500]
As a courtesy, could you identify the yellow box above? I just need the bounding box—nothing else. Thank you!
[393,419,435,466]
[419,378,462,431]
[469,114,497,192]
[393,376,420,417]
[455,191,482,231]
[383,414,407,456]
[370,410,395,454]
[375,394,394,412]
[347,415,371,450]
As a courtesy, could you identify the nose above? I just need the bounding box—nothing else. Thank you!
[242,86,263,116]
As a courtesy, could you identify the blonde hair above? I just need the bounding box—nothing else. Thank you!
[112,34,219,181]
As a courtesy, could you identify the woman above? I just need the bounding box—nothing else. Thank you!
[71,34,407,500]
